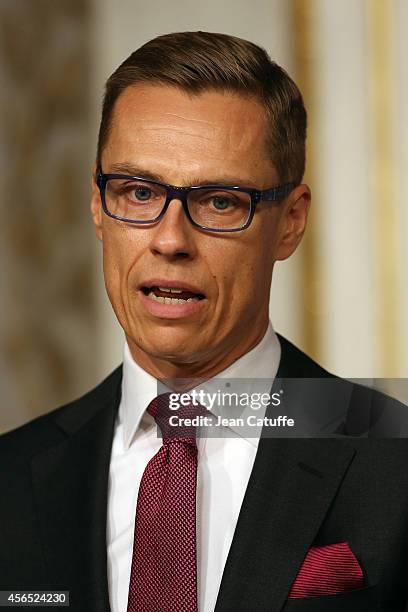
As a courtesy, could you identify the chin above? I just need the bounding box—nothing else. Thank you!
[151,339,197,360]
[139,334,197,362]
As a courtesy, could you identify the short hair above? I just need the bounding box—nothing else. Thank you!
[96,31,307,184]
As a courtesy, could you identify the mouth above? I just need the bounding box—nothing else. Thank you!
[140,285,206,305]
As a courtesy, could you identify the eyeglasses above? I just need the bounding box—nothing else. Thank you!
[96,169,295,232]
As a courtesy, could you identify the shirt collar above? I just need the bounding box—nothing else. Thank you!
[119,320,281,449]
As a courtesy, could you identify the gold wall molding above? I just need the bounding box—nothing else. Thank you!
[366,0,402,376]
[291,0,320,359]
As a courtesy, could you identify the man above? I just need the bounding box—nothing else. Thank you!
[1,31,408,612]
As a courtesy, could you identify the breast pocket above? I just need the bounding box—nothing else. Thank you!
[281,585,379,611]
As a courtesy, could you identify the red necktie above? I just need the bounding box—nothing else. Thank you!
[127,392,203,612]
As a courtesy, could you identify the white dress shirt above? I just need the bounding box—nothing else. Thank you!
[107,320,281,612]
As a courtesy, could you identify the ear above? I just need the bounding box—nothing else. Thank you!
[275,184,311,261]
[90,164,103,242]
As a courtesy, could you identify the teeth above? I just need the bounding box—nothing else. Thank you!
[147,291,199,304]
[158,286,183,293]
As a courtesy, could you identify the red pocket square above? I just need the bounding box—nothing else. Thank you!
[288,542,364,599]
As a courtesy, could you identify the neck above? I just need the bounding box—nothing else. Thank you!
[126,320,270,392]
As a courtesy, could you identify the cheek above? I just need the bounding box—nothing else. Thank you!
[215,235,273,303]
[102,240,121,308]
[101,227,137,298]
[238,234,276,297]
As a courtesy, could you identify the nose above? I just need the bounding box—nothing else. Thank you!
[148,197,196,259]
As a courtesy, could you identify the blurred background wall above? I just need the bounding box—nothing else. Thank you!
[0,0,98,432]
[1,0,407,432]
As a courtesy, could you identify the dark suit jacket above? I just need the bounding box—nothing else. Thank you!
[1,334,408,611]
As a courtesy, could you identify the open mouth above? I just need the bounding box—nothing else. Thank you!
[141,286,206,304]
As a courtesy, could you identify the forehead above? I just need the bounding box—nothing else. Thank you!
[103,83,276,183]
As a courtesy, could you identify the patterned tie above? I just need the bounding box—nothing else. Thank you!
[127,392,205,612]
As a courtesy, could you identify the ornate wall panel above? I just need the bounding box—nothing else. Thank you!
[0,0,97,432]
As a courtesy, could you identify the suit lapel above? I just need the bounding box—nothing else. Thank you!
[30,366,122,611]
[215,334,356,612]
[214,436,356,612]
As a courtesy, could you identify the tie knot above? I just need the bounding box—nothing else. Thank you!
[147,392,208,445]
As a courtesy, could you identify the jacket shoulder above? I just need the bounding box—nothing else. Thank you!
[0,364,123,461]
[276,333,408,437]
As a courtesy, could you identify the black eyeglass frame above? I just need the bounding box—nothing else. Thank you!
[96,169,296,233]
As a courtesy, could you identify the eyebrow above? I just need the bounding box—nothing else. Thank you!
[105,162,261,188]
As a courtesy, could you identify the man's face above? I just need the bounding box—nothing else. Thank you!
[91,83,308,378]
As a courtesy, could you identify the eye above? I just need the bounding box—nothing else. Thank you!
[133,186,152,201]
[211,195,232,210]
